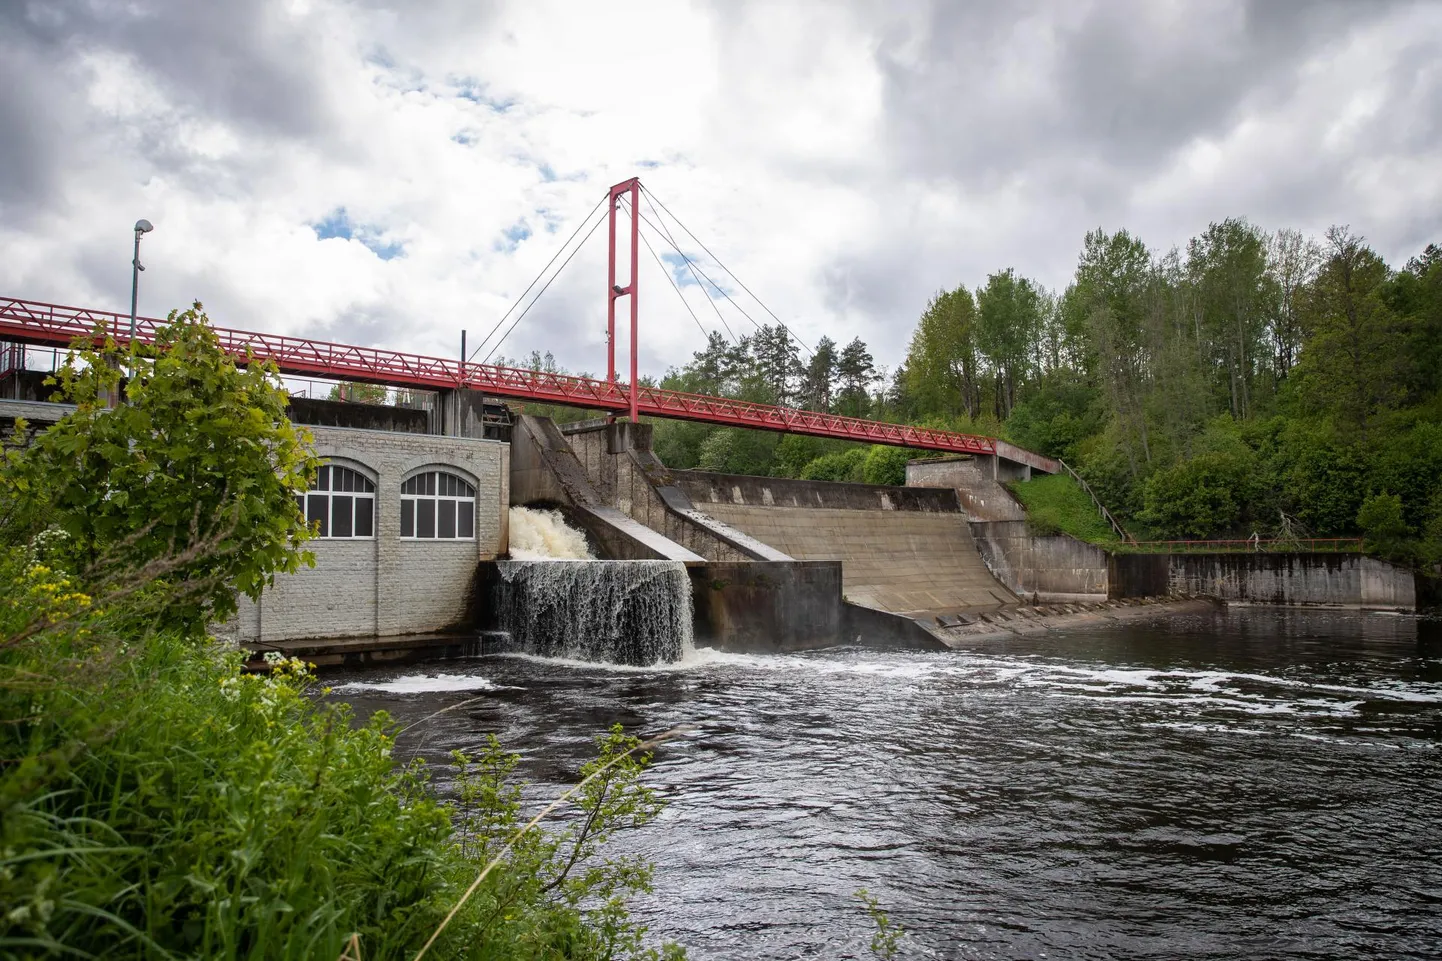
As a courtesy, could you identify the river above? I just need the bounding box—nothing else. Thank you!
[331,607,1442,959]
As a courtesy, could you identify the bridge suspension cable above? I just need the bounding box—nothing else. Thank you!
[467,193,607,366]
[639,184,816,359]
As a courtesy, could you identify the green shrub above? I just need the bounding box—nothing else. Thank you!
[861,446,910,486]
[800,448,867,483]
[1138,449,1258,539]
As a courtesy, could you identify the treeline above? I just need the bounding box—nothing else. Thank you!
[507,222,1442,557]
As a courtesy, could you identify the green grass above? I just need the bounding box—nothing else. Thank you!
[1007,473,1124,545]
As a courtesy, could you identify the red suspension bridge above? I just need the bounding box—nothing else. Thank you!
[0,178,1001,457]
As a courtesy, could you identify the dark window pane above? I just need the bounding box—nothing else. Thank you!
[339,468,352,492]
[417,499,436,538]
[361,475,375,493]
[355,497,374,537]
[458,501,475,539]
[295,495,304,517]
[401,499,414,537]
[332,495,353,537]
[462,479,475,497]
[438,499,457,538]
[441,473,451,496]
[425,472,436,495]
[316,466,329,491]
[308,494,329,537]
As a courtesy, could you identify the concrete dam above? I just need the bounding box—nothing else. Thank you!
[31,385,1390,665]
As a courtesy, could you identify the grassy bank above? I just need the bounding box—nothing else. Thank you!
[1007,473,1125,545]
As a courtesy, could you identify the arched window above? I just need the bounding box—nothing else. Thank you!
[401,470,476,539]
[299,464,376,538]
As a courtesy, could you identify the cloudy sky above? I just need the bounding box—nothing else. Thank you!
[2,0,1439,382]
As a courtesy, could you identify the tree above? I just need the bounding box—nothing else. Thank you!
[801,336,838,411]
[750,324,801,405]
[1265,228,1322,381]
[15,304,318,631]
[1294,226,1405,434]
[1186,218,1270,419]
[975,268,1043,419]
[328,382,389,404]
[835,337,878,417]
[861,445,910,486]
[1071,228,1155,474]
[903,288,981,420]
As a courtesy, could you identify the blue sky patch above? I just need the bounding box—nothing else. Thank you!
[496,220,531,252]
[312,208,353,241]
[312,208,404,260]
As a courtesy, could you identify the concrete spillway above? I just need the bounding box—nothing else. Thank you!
[672,473,1018,616]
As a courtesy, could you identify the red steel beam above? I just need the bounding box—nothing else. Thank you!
[0,296,997,456]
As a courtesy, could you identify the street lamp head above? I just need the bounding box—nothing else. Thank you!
[134,219,153,234]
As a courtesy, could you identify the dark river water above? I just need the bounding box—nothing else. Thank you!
[330,608,1442,960]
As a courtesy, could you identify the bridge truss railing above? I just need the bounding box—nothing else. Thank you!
[0,296,997,456]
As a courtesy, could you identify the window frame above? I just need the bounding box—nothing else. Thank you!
[399,468,478,541]
[299,463,377,540]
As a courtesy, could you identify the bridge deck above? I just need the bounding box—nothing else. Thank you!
[0,296,996,455]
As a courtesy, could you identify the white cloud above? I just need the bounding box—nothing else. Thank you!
[0,0,1439,383]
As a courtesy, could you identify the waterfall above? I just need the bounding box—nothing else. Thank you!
[497,506,693,665]
[494,560,694,665]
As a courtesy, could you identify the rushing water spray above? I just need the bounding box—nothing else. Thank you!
[498,506,693,665]
[509,506,596,559]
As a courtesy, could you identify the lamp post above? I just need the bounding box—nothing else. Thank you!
[129,219,153,353]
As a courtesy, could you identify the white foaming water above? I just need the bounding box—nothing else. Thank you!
[508,506,595,560]
[334,673,513,694]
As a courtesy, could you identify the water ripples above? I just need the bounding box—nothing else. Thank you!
[329,608,1442,959]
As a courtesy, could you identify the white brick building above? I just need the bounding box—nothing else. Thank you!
[220,424,510,643]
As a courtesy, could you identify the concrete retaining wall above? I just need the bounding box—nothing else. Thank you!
[1109,552,1416,611]
[970,520,1109,601]
[906,456,1027,521]
[677,470,960,513]
[563,421,780,562]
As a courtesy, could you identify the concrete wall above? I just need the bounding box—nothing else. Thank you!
[563,421,789,562]
[674,471,1017,615]
[288,397,430,434]
[509,415,704,562]
[906,456,1028,521]
[970,520,1109,601]
[1109,552,1417,611]
[677,470,960,513]
[690,561,845,652]
[221,425,510,643]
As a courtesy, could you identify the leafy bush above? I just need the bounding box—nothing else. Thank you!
[1138,450,1258,539]
[861,446,910,486]
[799,448,867,483]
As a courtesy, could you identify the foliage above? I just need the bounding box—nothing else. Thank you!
[329,381,390,404]
[1357,492,1410,547]
[0,308,681,960]
[7,304,318,633]
[854,889,904,960]
[1008,473,1123,544]
[799,448,867,483]
[861,446,910,486]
